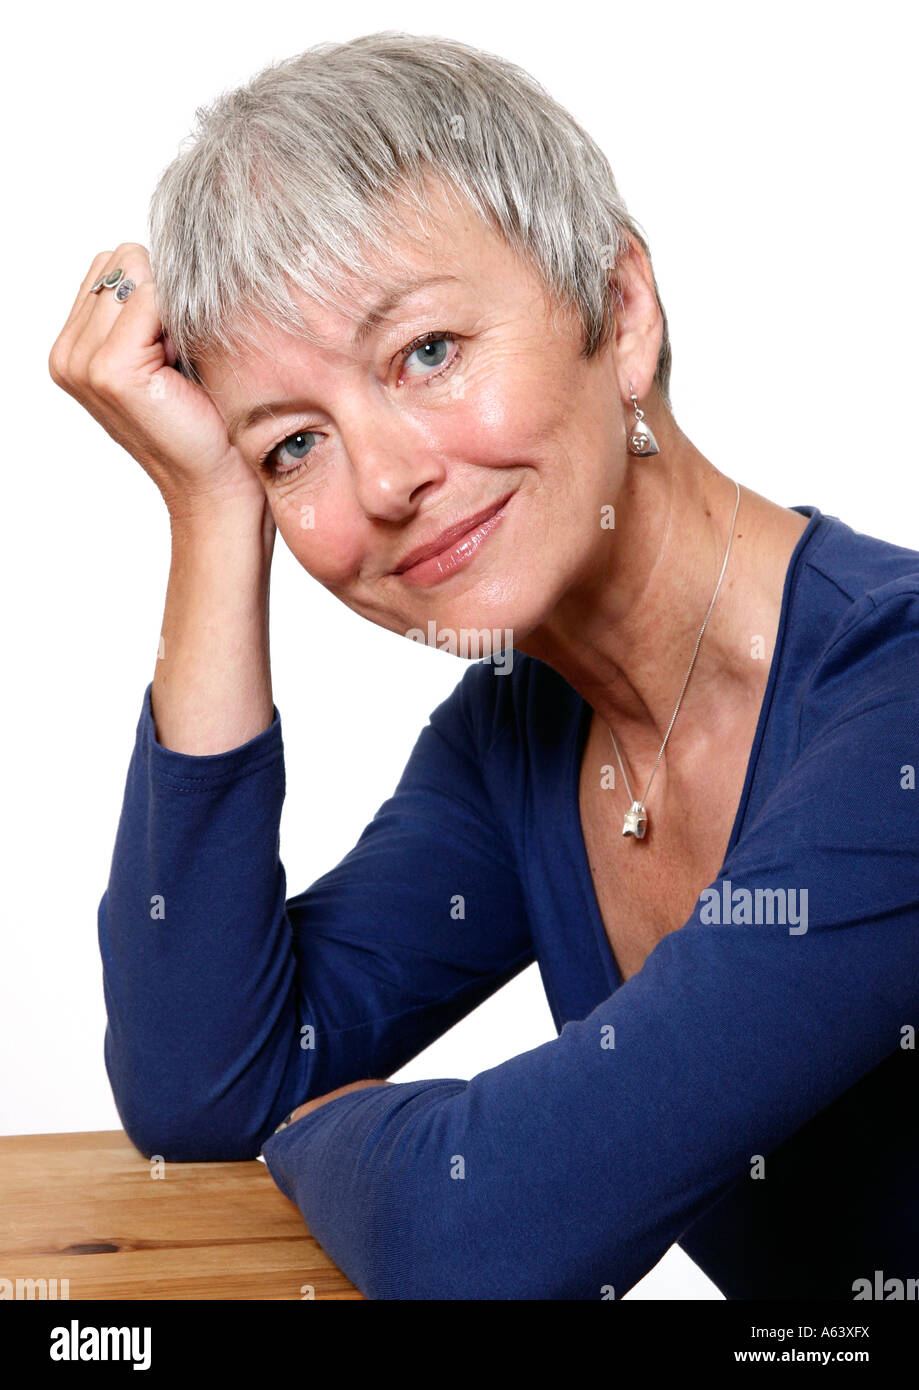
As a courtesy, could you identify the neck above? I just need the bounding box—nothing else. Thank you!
[516,418,806,776]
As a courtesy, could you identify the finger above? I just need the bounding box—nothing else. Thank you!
[68,245,154,376]
[50,251,115,379]
[61,250,115,331]
[69,244,151,343]
[98,278,167,366]
[54,248,129,376]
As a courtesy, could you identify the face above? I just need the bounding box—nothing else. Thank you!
[199,178,645,658]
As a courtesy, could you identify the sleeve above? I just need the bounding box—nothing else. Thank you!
[97,667,534,1163]
[260,585,919,1299]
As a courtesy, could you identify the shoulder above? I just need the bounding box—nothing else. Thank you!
[793,512,919,742]
[800,580,919,742]
[799,507,919,607]
[726,536,918,904]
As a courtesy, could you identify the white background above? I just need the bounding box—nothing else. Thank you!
[3,0,916,1300]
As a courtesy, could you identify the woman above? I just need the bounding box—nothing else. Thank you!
[48,32,919,1300]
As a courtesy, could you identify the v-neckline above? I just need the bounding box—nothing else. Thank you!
[564,504,824,992]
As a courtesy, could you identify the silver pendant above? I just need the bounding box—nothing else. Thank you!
[628,423,660,456]
[627,386,661,456]
[622,801,648,839]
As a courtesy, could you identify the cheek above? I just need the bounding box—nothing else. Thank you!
[456,353,608,523]
[459,347,575,457]
[272,485,365,586]
[266,349,593,585]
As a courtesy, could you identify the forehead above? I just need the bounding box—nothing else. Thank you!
[197,176,544,388]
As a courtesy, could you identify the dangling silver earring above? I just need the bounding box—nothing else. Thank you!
[626,382,660,456]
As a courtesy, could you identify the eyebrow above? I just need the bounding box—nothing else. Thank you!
[227,273,461,443]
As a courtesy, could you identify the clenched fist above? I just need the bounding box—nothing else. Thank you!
[48,243,266,522]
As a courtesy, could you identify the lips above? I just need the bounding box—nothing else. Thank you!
[391,491,514,575]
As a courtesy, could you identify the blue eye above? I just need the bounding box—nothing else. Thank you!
[264,429,318,475]
[401,331,458,379]
[281,431,316,460]
[261,333,459,477]
[407,337,449,371]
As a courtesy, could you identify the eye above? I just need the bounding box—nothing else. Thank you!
[258,332,460,478]
[400,331,460,381]
[261,429,319,478]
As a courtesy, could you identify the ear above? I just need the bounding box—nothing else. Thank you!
[610,236,664,404]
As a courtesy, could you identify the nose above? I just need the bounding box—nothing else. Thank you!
[345,412,447,521]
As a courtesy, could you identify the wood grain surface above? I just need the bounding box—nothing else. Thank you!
[0,1130,362,1300]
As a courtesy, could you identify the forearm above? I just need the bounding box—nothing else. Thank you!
[261,882,919,1299]
[151,497,275,754]
[101,498,302,1161]
[98,684,299,1163]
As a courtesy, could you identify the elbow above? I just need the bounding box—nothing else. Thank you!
[115,1094,265,1164]
[105,1034,271,1164]
[121,1124,261,1166]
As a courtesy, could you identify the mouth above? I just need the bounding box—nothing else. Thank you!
[391,490,515,588]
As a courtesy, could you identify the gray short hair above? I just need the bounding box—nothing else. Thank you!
[148,31,672,404]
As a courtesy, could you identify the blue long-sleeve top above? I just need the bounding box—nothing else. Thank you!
[98,504,919,1299]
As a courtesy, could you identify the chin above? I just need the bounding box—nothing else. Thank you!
[402,571,558,664]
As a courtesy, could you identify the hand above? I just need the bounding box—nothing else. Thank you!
[48,243,266,522]
[288,1079,392,1124]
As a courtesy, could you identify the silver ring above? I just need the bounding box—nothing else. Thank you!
[113,278,135,303]
[89,266,126,295]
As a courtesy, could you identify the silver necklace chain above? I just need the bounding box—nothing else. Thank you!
[607,478,742,829]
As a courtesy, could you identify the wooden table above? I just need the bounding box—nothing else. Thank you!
[0,1130,362,1300]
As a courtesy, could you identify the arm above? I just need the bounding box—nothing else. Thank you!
[260,586,919,1299]
[151,500,276,754]
[97,420,293,1164]
[98,661,534,1161]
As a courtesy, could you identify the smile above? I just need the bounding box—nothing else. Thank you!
[393,491,514,588]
